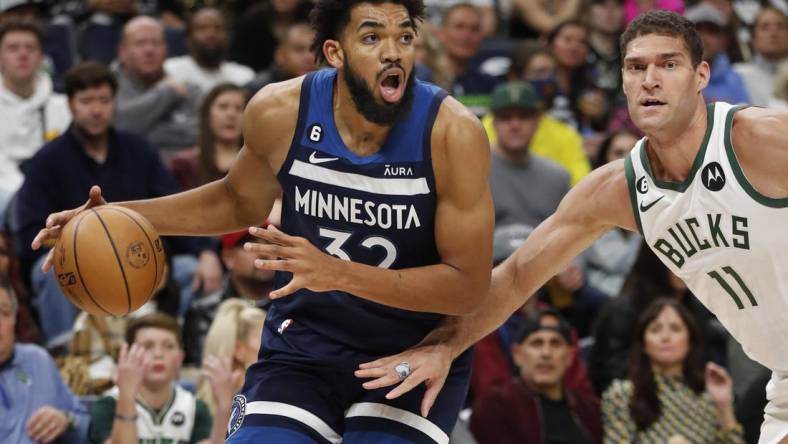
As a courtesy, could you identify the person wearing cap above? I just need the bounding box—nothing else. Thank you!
[685,2,751,104]
[470,308,602,444]
[182,225,274,365]
[489,81,571,229]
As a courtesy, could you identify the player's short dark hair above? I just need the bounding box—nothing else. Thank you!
[64,61,118,99]
[126,312,183,349]
[620,10,704,67]
[309,0,425,65]
[0,19,44,48]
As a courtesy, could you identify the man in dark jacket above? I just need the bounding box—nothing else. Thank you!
[470,309,602,444]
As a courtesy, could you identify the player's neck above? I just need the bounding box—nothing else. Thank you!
[643,102,708,182]
[333,78,392,156]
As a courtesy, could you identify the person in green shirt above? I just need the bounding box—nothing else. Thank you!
[89,313,220,444]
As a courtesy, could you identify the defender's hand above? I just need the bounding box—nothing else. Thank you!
[355,343,453,417]
[31,185,106,272]
[245,225,343,298]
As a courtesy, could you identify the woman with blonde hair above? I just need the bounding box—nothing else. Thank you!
[197,298,266,420]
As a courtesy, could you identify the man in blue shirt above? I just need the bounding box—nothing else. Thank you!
[0,277,89,443]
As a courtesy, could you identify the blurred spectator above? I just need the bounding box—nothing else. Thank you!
[547,19,609,132]
[508,0,583,39]
[424,0,499,36]
[486,44,590,185]
[589,244,729,395]
[488,81,570,228]
[413,26,453,90]
[471,308,602,444]
[183,226,274,365]
[734,6,788,106]
[543,259,609,339]
[88,312,219,444]
[773,58,788,109]
[585,0,625,109]
[687,2,751,104]
[0,0,47,21]
[60,253,181,395]
[165,8,254,95]
[197,298,266,436]
[590,128,638,169]
[229,0,312,73]
[439,3,500,117]
[583,129,641,299]
[0,277,90,444]
[471,224,594,403]
[245,22,316,94]
[1,227,39,344]
[13,62,221,349]
[623,0,684,25]
[601,299,744,444]
[114,15,201,153]
[0,20,71,204]
[171,83,247,190]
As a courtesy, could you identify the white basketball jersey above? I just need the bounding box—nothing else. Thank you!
[107,384,197,443]
[626,102,788,372]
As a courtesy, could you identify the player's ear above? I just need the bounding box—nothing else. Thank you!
[695,60,710,93]
[323,39,344,69]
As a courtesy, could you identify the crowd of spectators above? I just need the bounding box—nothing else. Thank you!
[0,0,785,443]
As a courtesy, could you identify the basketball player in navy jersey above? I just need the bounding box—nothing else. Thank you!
[33,1,494,442]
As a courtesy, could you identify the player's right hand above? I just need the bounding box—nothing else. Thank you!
[31,185,106,272]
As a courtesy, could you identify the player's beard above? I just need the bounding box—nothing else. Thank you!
[342,57,415,127]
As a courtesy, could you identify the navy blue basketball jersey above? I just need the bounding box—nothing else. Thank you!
[264,68,449,362]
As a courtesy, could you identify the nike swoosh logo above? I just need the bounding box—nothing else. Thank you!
[639,195,665,212]
[309,151,339,164]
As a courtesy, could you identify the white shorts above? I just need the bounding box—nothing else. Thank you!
[760,372,788,444]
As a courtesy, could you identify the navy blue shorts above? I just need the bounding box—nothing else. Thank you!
[224,353,471,444]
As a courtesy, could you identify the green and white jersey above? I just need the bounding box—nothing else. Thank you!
[625,102,788,372]
[105,385,202,444]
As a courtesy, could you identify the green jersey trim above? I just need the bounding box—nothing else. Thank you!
[136,387,177,426]
[723,105,788,208]
[639,102,715,192]
[624,155,644,235]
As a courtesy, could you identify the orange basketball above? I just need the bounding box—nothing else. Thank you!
[52,205,166,316]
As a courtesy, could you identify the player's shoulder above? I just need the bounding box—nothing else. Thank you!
[245,75,304,122]
[561,159,635,230]
[430,95,488,153]
[731,105,788,149]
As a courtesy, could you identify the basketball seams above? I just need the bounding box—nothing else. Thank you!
[90,208,134,315]
[73,211,115,316]
[101,206,161,301]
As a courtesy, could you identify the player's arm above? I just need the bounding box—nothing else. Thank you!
[114,81,294,235]
[31,79,300,266]
[439,160,633,355]
[249,97,494,315]
[356,160,636,411]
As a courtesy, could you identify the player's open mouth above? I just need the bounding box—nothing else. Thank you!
[640,98,666,107]
[379,68,404,104]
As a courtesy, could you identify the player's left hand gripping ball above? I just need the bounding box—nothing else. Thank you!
[246,225,341,298]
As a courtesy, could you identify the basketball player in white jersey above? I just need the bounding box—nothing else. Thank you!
[356,10,788,442]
